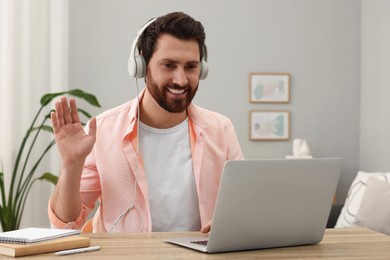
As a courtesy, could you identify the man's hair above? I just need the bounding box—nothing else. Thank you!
[137,12,206,67]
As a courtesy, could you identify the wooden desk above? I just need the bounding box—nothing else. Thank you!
[3,228,390,259]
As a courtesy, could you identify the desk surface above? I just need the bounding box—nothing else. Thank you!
[3,228,390,259]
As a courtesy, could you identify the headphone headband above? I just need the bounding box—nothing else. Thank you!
[128,18,157,78]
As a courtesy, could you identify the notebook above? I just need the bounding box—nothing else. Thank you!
[0,235,90,257]
[166,158,342,253]
[0,228,81,244]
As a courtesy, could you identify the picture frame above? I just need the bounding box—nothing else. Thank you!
[249,73,290,103]
[250,110,290,140]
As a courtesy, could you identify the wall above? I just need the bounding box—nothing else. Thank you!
[68,0,361,203]
[360,0,390,171]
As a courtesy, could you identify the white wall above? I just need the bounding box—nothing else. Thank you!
[360,0,390,171]
[68,0,361,204]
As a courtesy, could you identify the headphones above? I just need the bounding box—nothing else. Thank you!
[128,17,209,80]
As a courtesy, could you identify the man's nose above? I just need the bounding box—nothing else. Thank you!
[172,67,188,86]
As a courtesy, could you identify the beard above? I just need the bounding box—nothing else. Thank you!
[145,73,198,113]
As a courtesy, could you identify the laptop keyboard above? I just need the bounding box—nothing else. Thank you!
[191,240,208,246]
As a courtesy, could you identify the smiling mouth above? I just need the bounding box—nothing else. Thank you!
[167,88,186,95]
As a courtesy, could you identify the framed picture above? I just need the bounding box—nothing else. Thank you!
[249,73,290,103]
[250,110,290,140]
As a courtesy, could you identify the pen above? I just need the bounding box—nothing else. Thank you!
[54,245,101,255]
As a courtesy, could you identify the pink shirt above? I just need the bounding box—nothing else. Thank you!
[48,91,243,232]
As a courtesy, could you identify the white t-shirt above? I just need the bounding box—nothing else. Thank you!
[139,118,201,231]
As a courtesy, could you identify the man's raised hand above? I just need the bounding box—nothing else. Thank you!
[50,97,97,165]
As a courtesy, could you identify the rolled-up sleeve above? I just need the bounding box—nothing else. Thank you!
[47,198,84,229]
[48,150,102,230]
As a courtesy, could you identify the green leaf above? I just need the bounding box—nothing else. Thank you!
[78,108,92,119]
[37,172,58,185]
[68,89,101,107]
[40,89,101,108]
[40,93,64,106]
[45,110,54,120]
[28,125,53,134]
[0,171,6,207]
[0,206,6,231]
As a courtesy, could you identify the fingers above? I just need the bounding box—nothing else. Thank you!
[69,98,81,124]
[201,220,212,233]
[61,97,73,125]
[200,225,210,233]
[52,96,97,138]
[88,117,97,138]
[54,97,80,127]
[54,98,65,127]
[51,111,60,135]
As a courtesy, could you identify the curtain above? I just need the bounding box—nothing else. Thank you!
[0,0,68,228]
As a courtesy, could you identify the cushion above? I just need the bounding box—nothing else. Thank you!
[335,171,390,228]
[355,177,390,235]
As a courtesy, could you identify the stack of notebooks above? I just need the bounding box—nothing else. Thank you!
[0,227,90,257]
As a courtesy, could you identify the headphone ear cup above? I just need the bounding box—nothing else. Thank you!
[128,54,136,78]
[128,53,146,78]
[199,59,208,80]
[134,55,146,78]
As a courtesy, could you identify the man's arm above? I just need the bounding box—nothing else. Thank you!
[49,97,97,223]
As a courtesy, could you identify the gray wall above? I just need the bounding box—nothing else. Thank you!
[69,0,362,203]
[360,0,390,172]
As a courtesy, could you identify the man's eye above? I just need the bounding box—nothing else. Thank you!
[163,63,175,69]
[186,63,198,70]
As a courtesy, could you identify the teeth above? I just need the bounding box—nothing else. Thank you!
[168,88,185,94]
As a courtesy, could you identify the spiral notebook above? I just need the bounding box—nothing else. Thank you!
[0,228,81,244]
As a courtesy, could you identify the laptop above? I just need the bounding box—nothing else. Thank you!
[166,158,342,253]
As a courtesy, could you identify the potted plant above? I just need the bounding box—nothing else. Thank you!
[0,89,100,231]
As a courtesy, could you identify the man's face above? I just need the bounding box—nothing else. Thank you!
[145,34,201,113]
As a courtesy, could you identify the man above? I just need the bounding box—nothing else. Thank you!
[48,12,243,233]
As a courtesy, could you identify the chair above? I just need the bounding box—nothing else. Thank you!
[326,204,343,228]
